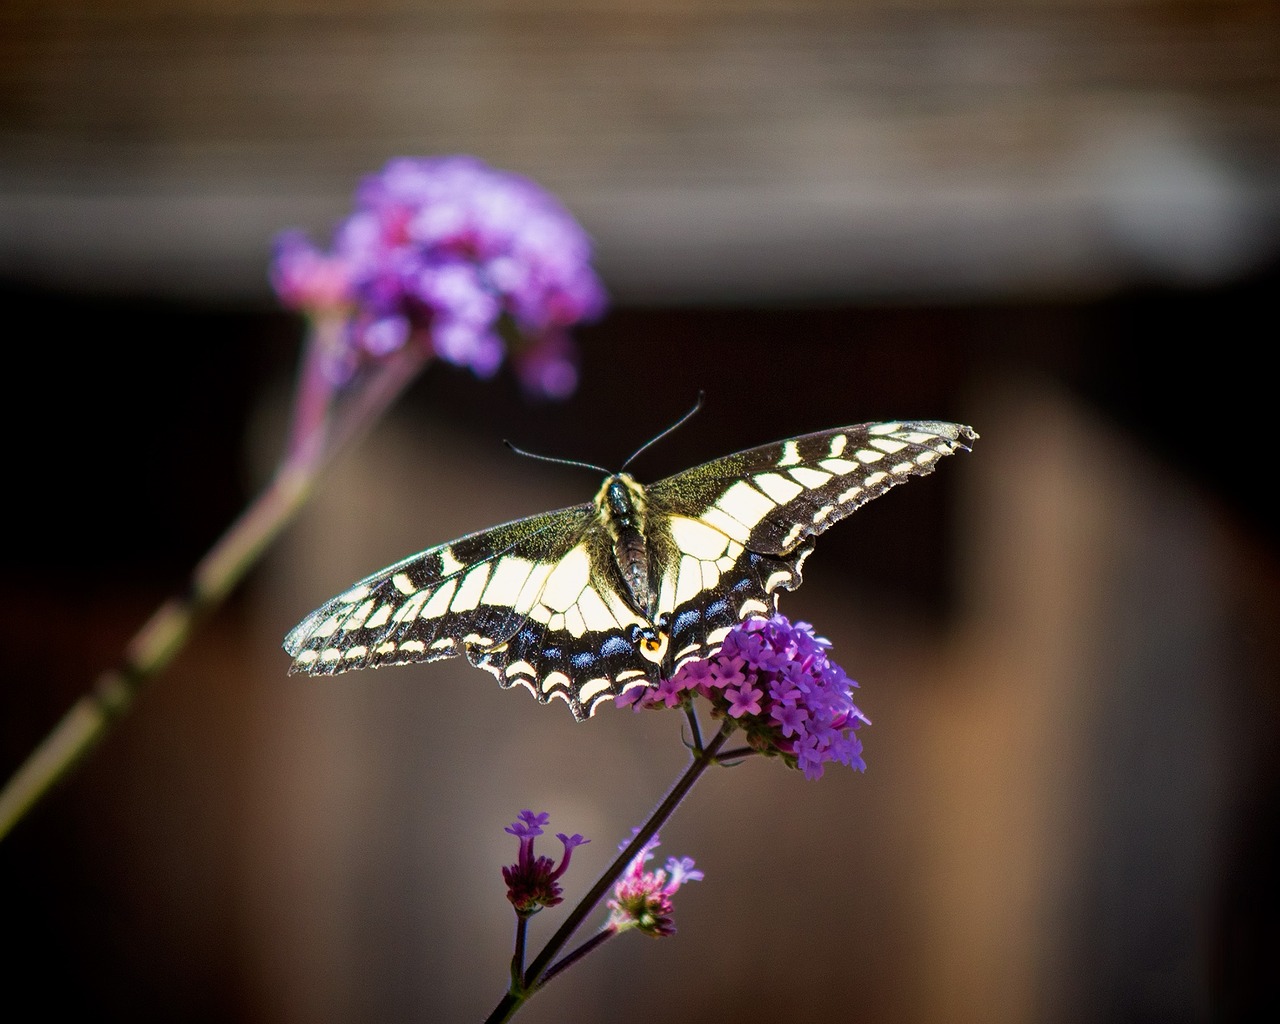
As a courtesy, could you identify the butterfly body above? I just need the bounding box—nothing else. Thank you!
[285,420,976,720]
[598,474,655,615]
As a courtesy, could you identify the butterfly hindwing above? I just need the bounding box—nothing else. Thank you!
[653,537,810,678]
[467,526,661,719]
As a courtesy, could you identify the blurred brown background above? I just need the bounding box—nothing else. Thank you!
[2,2,1278,1023]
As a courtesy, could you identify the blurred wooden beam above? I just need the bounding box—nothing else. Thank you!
[2,1,1277,299]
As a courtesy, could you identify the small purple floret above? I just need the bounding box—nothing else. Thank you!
[725,680,764,718]
[504,809,550,839]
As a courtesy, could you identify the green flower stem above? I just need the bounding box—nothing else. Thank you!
[0,459,316,841]
[0,340,430,842]
[485,717,735,1024]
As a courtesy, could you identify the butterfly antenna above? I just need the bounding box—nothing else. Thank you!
[503,439,610,476]
[620,391,706,471]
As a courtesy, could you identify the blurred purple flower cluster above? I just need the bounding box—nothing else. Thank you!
[619,614,869,780]
[501,810,589,915]
[606,834,703,938]
[271,156,606,398]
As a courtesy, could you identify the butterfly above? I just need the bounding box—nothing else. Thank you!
[284,420,976,720]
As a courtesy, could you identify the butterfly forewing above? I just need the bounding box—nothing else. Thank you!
[648,421,974,555]
[285,503,596,675]
[644,421,976,672]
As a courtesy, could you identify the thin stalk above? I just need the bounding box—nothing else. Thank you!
[715,746,760,764]
[683,703,705,752]
[484,717,735,1024]
[539,928,615,986]
[0,340,429,841]
[511,915,530,987]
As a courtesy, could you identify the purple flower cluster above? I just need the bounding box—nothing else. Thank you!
[606,834,703,938]
[271,156,606,397]
[501,810,589,915]
[618,614,870,780]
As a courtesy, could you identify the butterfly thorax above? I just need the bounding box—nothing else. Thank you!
[595,473,653,617]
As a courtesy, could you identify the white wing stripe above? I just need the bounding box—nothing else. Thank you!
[481,556,536,607]
[393,591,429,622]
[342,600,376,630]
[675,554,702,606]
[449,564,491,612]
[419,579,457,620]
[715,480,776,528]
[788,466,831,489]
[699,505,752,543]
[577,587,620,632]
[752,472,803,504]
[540,544,591,613]
[670,515,731,559]
[514,562,555,615]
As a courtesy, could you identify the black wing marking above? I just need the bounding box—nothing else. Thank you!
[645,420,976,672]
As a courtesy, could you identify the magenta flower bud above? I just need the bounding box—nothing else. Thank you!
[501,810,590,915]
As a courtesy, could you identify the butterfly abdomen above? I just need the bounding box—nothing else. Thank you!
[597,474,654,616]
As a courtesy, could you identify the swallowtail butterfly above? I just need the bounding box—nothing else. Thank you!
[284,421,976,720]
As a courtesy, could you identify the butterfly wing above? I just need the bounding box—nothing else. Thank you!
[286,420,975,720]
[644,420,976,674]
[285,502,596,676]
[284,501,666,720]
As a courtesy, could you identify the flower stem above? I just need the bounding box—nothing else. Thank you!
[540,927,616,986]
[484,717,735,1024]
[0,456,314,840]
[714,746,761,764]
[683,703,705,752]
[0,339,429,842]
[285,311,343,463]
[511,914,530,986]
